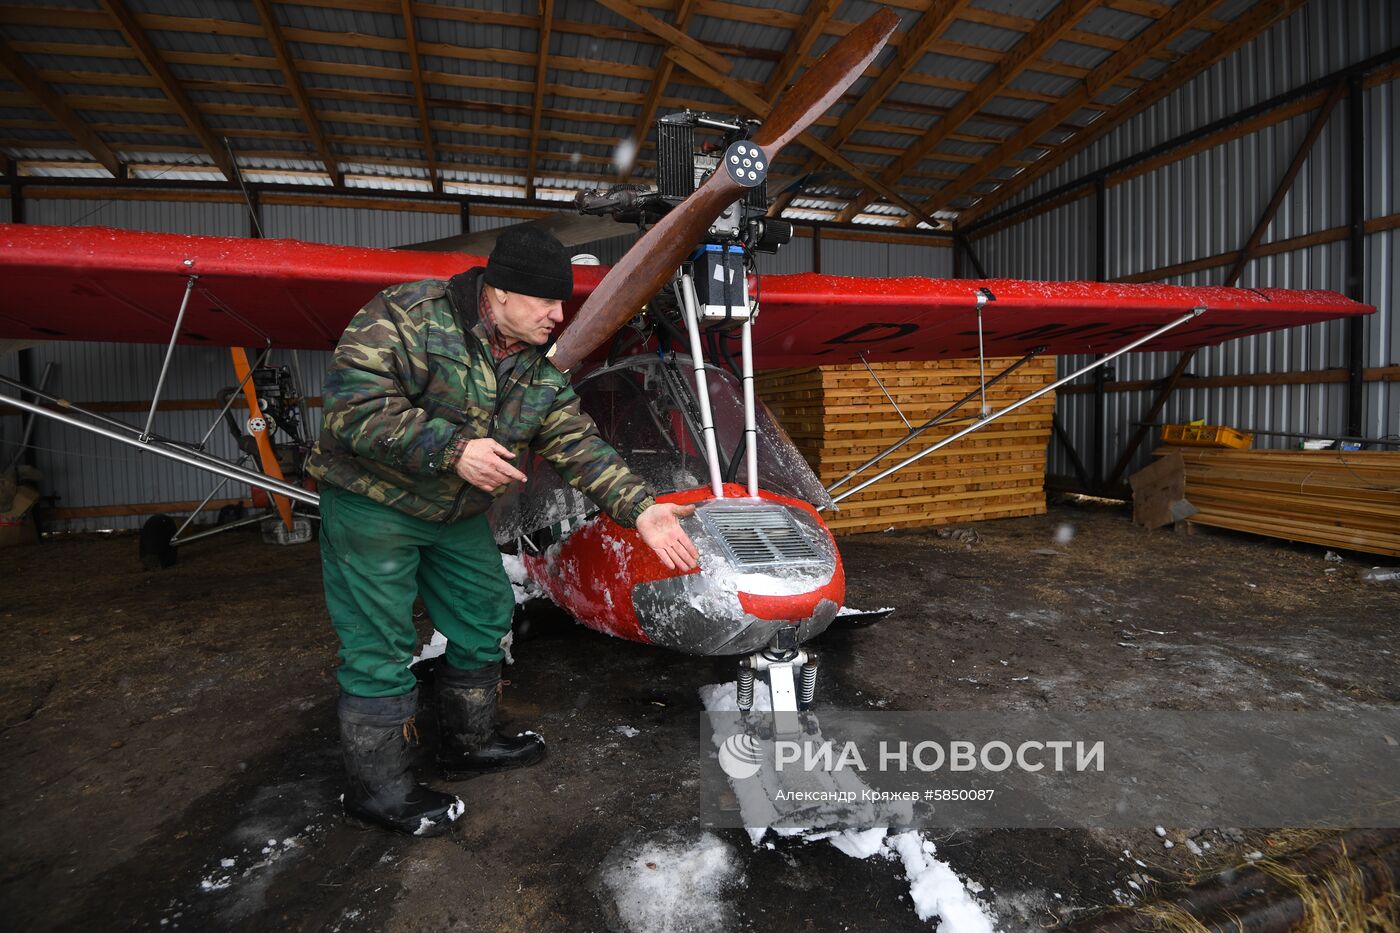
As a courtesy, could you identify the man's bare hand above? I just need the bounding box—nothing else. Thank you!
[636,502,700,572]
[453,438,527,493]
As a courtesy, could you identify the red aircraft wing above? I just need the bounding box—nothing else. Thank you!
[0,224,1371,359]
[751,274,1373,368]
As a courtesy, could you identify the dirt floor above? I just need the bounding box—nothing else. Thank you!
[1,499,1397,932]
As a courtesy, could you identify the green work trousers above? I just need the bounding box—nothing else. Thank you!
[319,485,514,698]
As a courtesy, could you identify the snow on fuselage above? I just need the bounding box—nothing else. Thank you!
[523,484,844,655]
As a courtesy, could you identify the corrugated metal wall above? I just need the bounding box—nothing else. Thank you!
[977,0,1398,487]
[5,197,950,531]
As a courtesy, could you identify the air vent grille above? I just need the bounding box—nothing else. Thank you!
[702,507,821,568]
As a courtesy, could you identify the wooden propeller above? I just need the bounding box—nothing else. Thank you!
[549,7,900,372]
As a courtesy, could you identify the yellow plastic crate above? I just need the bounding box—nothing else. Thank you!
[1160,423,1253,449]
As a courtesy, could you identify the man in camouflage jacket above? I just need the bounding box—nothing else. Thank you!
[309,225,698,837]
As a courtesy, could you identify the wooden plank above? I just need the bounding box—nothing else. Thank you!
[97,0,236,181]
[250,0,341,187]
[836,0,1099,222]
[958,0,1313,225]
[900,0,1228,224]
[622,0,697,182]
[761,357,1054,531]
[398,0,438,189]
[770,0,973,217]
[763,0,841,99]
[524,0,554,200]
[0,35,124,178]
[1167,448,1400,557]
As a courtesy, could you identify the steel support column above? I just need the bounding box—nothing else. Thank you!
[1346,76,1366,438]
[1091,177,1108,492]
[1105,81,1346,488]
[1053,413,1092,492]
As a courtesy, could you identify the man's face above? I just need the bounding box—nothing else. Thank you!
[491,289,565,346]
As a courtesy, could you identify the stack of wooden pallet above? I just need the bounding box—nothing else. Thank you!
[1167,448,1400,556]
[757,358,1056,535]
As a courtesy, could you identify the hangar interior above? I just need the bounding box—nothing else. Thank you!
[1,1,1397,931]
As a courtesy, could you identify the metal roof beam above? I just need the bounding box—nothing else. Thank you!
[96,0,234,181]
[0,35,123,179]
[250,0,341,187]
[400,0,440,191]
[835,0,1100,223]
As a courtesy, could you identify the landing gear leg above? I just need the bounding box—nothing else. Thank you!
[736,630,817,735]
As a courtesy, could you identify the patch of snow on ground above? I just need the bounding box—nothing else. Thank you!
[614,725,640,738]
[698,679,773,713]
[413,629,447,664]
[597,830,744,933]
[889,832,994,932]
[836,605,895,616]
[699,682,996,931]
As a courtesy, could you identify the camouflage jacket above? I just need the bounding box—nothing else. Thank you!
[307,268,654,526]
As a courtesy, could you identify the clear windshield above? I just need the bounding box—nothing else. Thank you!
[490,354,831,541]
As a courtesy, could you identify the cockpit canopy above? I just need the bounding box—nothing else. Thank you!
[490,354,831,543]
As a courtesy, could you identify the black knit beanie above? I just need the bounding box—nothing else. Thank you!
[483,224,573,300]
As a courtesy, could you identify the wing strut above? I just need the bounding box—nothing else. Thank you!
[0,376,319,507]
[828,308,1207,506]
[858,353,912,430]
[675,270,725,498]
[141,274,197,442]
[827,345,1048,496]
[231,345,295,530]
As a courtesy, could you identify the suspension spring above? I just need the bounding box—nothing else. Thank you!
[736,665,755,712]
[798,656,819,710]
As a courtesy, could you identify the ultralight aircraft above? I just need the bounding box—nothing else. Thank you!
[0,9,1373,714]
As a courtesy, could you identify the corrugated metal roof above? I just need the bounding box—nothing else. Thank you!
[1168,28,1213,56]
[0,23,124,45]
[146,27,267,58]
[690,14,791,55]
[2,0,100,9]
[1075,6,1154,41]
[1042,38,1113,70]
[274,3,400,38]
[869,105,937,132]
[942,19,1023,54]
[133,0,257,24]
[0,0,1329,226]
[287,40,403,72]
[914,51,996,85]
[882,82,965,110]
[1009,69,1079,99]
[553,33,660,72]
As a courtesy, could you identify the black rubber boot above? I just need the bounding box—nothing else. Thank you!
[339,689,464,836]
[436,660,547,780]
